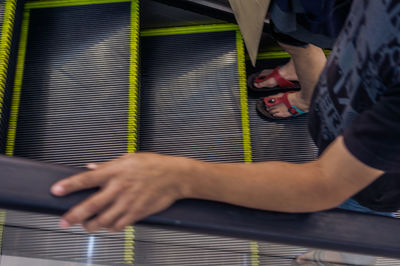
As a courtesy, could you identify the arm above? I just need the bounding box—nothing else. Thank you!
[186,136,383,213]
[51,136,383,232]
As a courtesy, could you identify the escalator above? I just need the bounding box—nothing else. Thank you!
[0,0,399,265]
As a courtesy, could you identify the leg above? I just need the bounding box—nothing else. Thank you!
[281,43,326,105]
[266,43,326,118]
[253,57,298,89]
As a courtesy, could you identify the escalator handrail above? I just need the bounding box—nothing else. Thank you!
[0,155,399,259]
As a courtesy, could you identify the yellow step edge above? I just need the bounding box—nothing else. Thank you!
[5,10,30,156]
[141,24,239,37]
[0,0,18,122]
[126,0,140,264]
[25,0,131,9]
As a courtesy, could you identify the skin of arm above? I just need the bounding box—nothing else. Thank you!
[51,136,383,232]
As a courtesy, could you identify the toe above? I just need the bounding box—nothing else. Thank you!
[269,109,280,115]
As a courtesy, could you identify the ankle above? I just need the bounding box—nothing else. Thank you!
[289,93,310,111]
[279,63,298,80]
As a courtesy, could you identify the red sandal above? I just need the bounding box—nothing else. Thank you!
[256,92,307,120]
[247,67,300,93]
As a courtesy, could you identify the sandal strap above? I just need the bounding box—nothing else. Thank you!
[263,92,305,117]
[289,105,306,116]
[263,92,292,108]
[255,67,295,88]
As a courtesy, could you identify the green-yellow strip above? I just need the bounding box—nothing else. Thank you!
[236,31,252,163]
[25,0,130,9]
[5,10,30,156]
[253,49,331,60]
[127,0,139,154]
[236,30,258,266]
[250,241,260,266]
[0,210,5,251]
[141,24,239,37]
[125,0,140,264]
[256,51,291,60]
[124,226,135,264]
[0,0,17,121]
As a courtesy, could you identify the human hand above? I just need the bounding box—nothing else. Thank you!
[51,153,192,233]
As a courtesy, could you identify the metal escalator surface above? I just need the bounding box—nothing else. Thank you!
[135,28,257,264]
[0,0,5,37]
[0,0,23,153]
[0,0,8,154]
[2,0,139,264]
[2,0,399,265]
[139,30,246,162]
[0,1,337,265]
[247,58,318,163]
[141,0,227,29]
[12,2,132,166]
[1,0,257,263]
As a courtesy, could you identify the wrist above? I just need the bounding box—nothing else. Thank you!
[173,157,205,199]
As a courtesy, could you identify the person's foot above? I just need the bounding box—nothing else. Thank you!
[254,59,298,89]
[295,250,376,266]
[265,91,309,118]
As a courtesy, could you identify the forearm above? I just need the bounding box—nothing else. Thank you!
[181,159,339,213]
[178,137,382,213]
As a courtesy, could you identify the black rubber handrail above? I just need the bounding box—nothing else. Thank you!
[149,0,237,24]
[149,0,271,33]
[0,155,399,259]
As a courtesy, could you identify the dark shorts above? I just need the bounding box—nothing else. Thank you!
[268,21,309,48]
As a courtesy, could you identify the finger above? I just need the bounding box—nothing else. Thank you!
[269,109,280,115]
[110,198,152,232]
[82,220,102,233]
[271,111,282,117]
[109,213,136,232]
[111,197,174,232]
[51,169,112,196]
[60,182,122,228]
[83,195,132,232]
[86,159,114,170]
[86,163,99,170]
[85,154,133,171]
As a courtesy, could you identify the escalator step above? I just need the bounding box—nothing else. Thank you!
[140,31,246,162]
[12,2,132,167]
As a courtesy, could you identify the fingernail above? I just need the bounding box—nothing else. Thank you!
[87,163,98,170]
[51,185,65,195]
[59,219,70,228]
